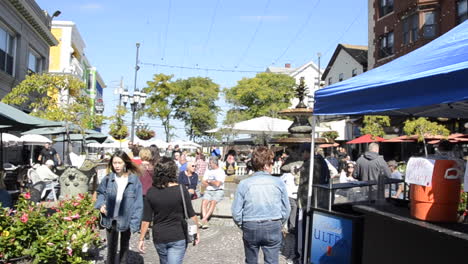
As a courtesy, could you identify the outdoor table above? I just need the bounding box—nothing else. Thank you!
[313,178,406,211]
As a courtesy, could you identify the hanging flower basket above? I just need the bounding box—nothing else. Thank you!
[109,123,128,140]
[136,127,155,140]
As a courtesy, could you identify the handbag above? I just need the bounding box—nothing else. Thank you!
[180,185,197,243]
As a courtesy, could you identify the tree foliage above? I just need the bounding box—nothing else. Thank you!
[322,131,339,141]
[173,77,220,140]
[142,73,220,142]
[142,73,178,142]
[223,72,296,125]
[360,115,391,138]
[1,73,104,130]
[403,117,450,156]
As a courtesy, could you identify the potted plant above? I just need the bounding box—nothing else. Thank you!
[136,125,155,140]
[109,106,129,140]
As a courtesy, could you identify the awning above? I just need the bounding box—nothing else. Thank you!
[314,21,468,118]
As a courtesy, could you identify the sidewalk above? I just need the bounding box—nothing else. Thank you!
[93,219,290,264]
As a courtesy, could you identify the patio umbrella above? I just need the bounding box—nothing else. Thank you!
[20,134,52,145]
[383,135,416,143]
[346,134,385,144]
[318,143,340,148]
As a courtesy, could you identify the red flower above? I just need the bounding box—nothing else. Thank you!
[24,192,31,199]
[77,193,85,200]
[72,202,80,207]
[20,213,29,223]
[63,216,72,221]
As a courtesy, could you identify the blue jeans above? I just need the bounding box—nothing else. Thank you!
[154,239,187,264]
[242,220,283,264]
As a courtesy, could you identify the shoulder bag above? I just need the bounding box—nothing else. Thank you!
[179,184,197,243]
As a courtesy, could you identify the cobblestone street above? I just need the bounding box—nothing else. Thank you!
[94,218,290,264]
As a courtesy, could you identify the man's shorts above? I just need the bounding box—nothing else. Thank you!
[202,190,224,202]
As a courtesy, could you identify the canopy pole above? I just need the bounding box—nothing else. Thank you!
[0,133,3,171]
[303,115,317,264]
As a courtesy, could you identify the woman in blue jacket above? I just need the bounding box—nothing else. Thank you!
[95,150,143,264]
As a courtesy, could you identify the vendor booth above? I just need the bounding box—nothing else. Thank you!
[306,21,468,264]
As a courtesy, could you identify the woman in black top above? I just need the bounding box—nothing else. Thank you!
[138,157,200,264]
[178,161,199,199]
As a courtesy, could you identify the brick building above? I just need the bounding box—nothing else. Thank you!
[368,0,467,69]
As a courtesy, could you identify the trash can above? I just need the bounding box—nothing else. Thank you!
[410,159,461,222]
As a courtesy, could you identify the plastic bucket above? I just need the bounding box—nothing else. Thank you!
[410,159,461,223]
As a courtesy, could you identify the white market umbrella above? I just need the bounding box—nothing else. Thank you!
[170,140,202,150]
[145,139,169,149]
[207,116,292,135]
[2,133,22,146]
[19,134,52,145]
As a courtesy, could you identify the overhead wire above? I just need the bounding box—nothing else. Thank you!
[272,0,321,65]
[235,0,272,68]
[323,7,364,57]
[202,0,222,56]
[161,0,173,61]
[140,62,261,73]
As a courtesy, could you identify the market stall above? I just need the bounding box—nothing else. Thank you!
[306,20,468,264]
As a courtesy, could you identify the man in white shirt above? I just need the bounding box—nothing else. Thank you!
[35,160,59,182]
[200,156,226,228]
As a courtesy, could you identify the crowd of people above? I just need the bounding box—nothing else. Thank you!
[94,142,237,264]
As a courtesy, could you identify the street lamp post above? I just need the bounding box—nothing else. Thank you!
[121,90,147,143]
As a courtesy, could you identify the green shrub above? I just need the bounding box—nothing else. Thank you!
[0,193,102,263]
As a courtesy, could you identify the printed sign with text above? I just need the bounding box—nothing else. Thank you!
[405,157,435,186]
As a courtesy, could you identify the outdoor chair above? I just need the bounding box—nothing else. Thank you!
[27,168,58,202]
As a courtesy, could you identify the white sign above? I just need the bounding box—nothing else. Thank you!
[405,157,435,186]
[464,161,468,192]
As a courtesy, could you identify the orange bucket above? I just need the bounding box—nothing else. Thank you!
[410,159,461,223]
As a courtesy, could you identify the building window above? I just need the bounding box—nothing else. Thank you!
[352,68,358,77]
[379,0,394,17]
[379,31,394,58]
[28,50,42,74]
[403,13,419,45]
[0,27,15,76]
[458,0,468,24]
[423,12,437,39]
[328,77,332,85]
[339,73,344,82]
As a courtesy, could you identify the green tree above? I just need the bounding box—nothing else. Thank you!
[173,77,220,140]
[322,131,339,142]
[1,73,104,129]
[224,72,296,125]
[142,73,178,142]
[403,117,450,156]
[360,115,391,138]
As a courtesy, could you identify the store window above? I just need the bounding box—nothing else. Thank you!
[423,11,437,39]
[28,50,42,73]
[379,31,394,58]
[458,0,468,24]
[379,0,394,17]
[403,13,419,45]
[339,73,344,82]
[352,68,358,77]
[0,27,15,76]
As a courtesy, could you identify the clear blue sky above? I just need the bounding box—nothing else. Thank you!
[36,0,368,141]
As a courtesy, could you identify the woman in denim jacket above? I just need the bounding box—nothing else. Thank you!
[95,150,143,264]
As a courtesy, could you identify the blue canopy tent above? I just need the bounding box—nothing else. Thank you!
[314,21,468,118]
[303,21,468,263]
